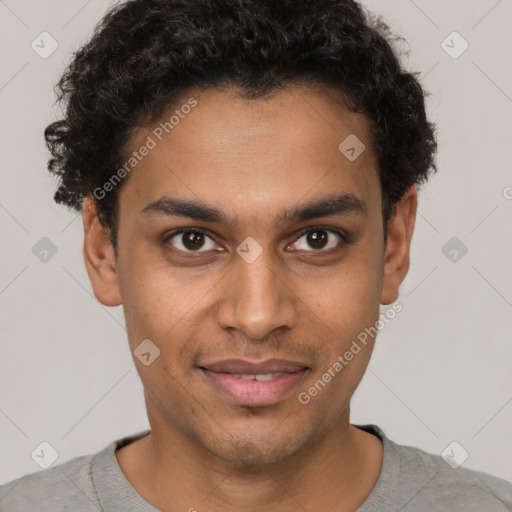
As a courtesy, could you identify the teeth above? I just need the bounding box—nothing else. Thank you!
[255,373,281,381]
[231,373,282,381]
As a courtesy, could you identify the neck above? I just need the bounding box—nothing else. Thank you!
[116,413,383,512]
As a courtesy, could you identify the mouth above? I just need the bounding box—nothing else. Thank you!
[198,358,309,407]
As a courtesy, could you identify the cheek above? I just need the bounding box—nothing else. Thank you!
[300,267,379,404]
[118,255,221,387]
[118,250,205,333]
[302,254,382,343]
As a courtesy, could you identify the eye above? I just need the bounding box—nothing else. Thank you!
[164,228,221,253]
[164,226,348,255]
[289,226,347,252]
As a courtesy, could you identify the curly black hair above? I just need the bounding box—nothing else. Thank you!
[45,0,437,256]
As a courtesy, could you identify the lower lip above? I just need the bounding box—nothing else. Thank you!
[200,368,308,406]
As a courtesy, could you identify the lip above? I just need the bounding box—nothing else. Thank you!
[200,358,308,374]
[199,358,309,407]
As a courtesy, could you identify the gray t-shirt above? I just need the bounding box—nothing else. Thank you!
[1,424,511,511]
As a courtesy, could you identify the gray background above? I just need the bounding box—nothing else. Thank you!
[1,0,511,485]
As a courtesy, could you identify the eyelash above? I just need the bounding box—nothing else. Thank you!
[163,225,349,254]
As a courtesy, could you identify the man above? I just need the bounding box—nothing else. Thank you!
[1,0,511,510]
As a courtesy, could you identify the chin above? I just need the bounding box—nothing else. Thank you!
[200,429,308,466]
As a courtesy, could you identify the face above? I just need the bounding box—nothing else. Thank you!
[83,84,416,465]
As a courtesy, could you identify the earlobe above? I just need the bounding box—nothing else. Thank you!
[82,196,122,307]
[380,185,417,305]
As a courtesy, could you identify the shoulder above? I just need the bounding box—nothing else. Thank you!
[0,431,150,512]
[356,424,512,511]
[387,430,512,510]
[0,451,101,512]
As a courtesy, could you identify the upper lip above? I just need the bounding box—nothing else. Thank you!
[199,358,308,374]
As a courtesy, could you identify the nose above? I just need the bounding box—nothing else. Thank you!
[216,249,299,340]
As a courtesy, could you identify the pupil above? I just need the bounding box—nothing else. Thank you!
[308,230,327,249]
[183,232,204,250]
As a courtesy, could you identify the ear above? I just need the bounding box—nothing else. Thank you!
[82,195,122,307]
[380,185,417,305]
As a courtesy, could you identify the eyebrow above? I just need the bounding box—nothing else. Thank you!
[140,192,367,227]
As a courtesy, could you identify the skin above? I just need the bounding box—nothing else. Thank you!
[82,83,417,512]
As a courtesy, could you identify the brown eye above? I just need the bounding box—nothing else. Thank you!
[290,227,345,252]
[182,231,206,250]
[165,229,219,253]
[306,230,329,250]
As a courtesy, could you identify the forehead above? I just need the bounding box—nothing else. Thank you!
[118,84,380,228]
